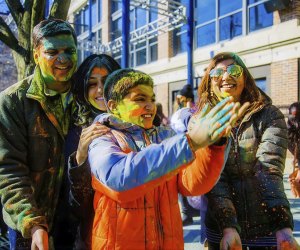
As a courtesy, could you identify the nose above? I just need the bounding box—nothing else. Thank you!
[97,85,103,94]
[57,54,68,63]
[145,102,155,111]
[222,71,230,80]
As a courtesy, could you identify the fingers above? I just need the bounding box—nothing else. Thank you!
[210,109,234,132]
[197,103,210,118]
[206,96,234,119]
[210,122,231,142]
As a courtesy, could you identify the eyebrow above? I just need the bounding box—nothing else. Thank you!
[89,75,107,79]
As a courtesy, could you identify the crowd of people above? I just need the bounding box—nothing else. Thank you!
[0,18,299,250]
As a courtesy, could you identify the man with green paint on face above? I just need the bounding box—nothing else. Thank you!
[0,19,78,249]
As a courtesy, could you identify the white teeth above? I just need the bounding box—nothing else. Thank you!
[143,114,152,118]
[96,97,104,101]
[56,66,68,70]
[222,84,235,88]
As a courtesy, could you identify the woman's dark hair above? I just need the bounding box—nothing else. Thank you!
[196,52,264,113]
[289,102,300,119]
[72,54,121,126]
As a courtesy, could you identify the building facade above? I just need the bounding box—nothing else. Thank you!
[68,0,300,116]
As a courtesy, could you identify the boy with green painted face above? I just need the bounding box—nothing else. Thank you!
[88,68,243,249]
[0,19,78,249]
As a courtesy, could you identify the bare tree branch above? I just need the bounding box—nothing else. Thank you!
[0,16,26,56]
[5,0,24,26]
[49,0,71,20]
[31,0,45,34]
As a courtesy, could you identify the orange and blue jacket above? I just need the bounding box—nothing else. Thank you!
[89,113,226,249]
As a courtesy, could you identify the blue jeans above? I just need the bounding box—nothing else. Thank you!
[8,228,31,250]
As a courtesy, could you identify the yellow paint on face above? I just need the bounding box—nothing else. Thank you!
[211,59,245,102]
[114,85,157,129]
[34,34,77,92]
[88,67,109,111]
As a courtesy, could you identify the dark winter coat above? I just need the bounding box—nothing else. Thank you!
[205,93,293,246]
[0,67,76,239]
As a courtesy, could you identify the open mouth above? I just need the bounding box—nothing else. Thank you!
[95,97,104,101]
[221,83,236,90]
[55,65,71,71]
[142,114,153,119]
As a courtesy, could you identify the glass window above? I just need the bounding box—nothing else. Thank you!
[255,78,266,92]
[150,1,158,22]
[136,48,147,66]
[84,7,89,32]
[74,12,82,35]
[112,2,122,13]
[173,25,188,55]
[136,7,147,28]
[130,9,135,32]
[173,0,188,55]
[112,18,122,40]
[219,12,242,41]
[112,50,121,65]
[248,0,261,4]
[196,0,215,24]
[196,23,215,47]
[219,0,242,16]
[150,44,158,62]
[195,0,273,48]
[91,0,97,27]
[249,3,273,32]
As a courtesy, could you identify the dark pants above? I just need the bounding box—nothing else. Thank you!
[208,241,276,250]
[8,227,75,250]
[8,228,31,250]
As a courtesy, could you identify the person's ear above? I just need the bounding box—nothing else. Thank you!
[107,100,118,114]
[33,49,39,65]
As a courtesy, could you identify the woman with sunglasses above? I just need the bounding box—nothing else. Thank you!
[196,52,298,249]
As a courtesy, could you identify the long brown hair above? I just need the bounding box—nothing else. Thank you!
[196,52,264,112]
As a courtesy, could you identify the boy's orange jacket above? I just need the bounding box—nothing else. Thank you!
[88,114,227,249]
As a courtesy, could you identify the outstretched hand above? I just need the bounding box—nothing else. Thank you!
[188,97,234,149]
[224,101,250,136]
[76,122,110,165]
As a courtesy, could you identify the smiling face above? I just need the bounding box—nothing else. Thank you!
[111,85,157,129]
[88,67,109,111]
[33,34,77,92]
[211,59,245,102]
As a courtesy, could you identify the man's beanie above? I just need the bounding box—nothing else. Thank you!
[180,84,194,99]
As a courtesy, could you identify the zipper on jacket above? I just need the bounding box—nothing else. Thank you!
[232,124,250,238]
[142,130,163,249]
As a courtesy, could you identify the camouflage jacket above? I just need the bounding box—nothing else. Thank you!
[0,67,74,238]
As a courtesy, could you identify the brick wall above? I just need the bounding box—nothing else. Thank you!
[274,0,300,24]
[270,58,298,106]
[154,83,169,117]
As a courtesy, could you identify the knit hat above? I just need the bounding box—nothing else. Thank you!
[179,84,194,99]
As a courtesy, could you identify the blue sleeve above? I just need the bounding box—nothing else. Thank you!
[88,133,194,192]
[170,107,193,133]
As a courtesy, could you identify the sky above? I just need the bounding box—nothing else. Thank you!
[0,0,9,14]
